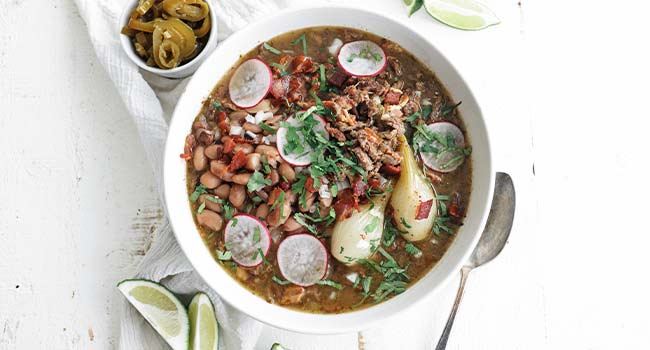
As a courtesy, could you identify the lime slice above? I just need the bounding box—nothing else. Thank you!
[189,293,219,350]
[403,0,424,17]
[117,279,189,350]
[424,0,500,30]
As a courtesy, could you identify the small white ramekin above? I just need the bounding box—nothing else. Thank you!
[119,0,218,79]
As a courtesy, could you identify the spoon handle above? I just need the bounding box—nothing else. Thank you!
[435,266,473,350]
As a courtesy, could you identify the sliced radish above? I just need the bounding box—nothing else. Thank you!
[276,234,328,287]
[276,113,328,166]
[224,213,271,267]
[229,58,272,109]
[337,40,386,77]
[418,121,467,173]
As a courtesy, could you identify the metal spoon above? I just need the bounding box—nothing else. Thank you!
[435,172,516,350]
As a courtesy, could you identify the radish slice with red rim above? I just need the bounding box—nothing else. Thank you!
[276,234,328,287]
[228,58,272,109]
[337,40,386,77]
[418,121,467,173]
[224,213,271,267]
[276,113,328,166]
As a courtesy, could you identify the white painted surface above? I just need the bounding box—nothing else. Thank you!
[0,0,648,349]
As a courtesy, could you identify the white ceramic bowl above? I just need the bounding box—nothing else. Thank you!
[164,5,494,334]
[119,0,218,79]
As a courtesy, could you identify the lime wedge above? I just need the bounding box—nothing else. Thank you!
[403,0,424,17]
[189,293,219,350]
[117,279,189,350]
[424,0,500,30]
[271,344,290,350]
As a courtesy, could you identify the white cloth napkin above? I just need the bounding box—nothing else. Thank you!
[71,0,291,349]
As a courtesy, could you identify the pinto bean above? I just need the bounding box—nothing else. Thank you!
[278,162,296,182]
[282,216,303,232]
[235,266,250,281]
[199,194,222,213]
[196,209,223,231]
[229,184,246,208]
[193,145,207,171]
[229,110,249,122]
[214,184,231,199]
[299,192,316,212]
[204,144,223,159]
[319,195,333,207]
[232,173,252,186]
[269,169,280,185]
[210,160,227,176]
[242,122,262,133]
[200,172,221,189]
[255,145,279,159]
[234,143,254,155]
[245,153,262,171]
[256,203,269,219]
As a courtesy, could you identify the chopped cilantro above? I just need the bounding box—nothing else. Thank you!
[216,250,232,261]
[253,226,261,243]
[400,217,412,229]
[405,242,422,256]
[197,201,206,214]
[319,64,327,91]
[441,101,462,116]
[247,171,272,192]
[189,184,207,202]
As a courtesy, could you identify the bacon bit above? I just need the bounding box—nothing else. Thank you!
[288,76,307,103]
[448,192,464,219]
[181,134,196,160]
[228,150,247,172]
[351,176,368,197]
[273,55,292,75]
[280,285,306,304]
[267,188,284,206]
[279,181,290,191]
[291,55,313,74]
[425,172,443,184]
[216,111,229,135]
[327,70,348,87]
[332,189,360,221]
[231,135,255,144]
[270,76,290,99]
[380,164,401,176]
[223,137,237,154]
[305,177,320,192]
[367,178,382,190]
[384,89,402,105]
[415,199,434,220]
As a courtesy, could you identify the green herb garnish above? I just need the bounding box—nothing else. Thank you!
[291,32,307,55]
[197,201,206,214]
[400,217,412,229]
[316,279,343,290]
[263,42,281,54]
[405,242,422,256]
[441,101,462,116]
[319,64,327,91]
[247,171,272,192]
[272,276,291,285]
[216,250,232,261]
[189,184,207,202]
[259,123,277,134]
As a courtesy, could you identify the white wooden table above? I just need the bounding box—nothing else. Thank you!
[2,0,649,349]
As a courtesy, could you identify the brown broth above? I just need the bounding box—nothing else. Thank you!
[185,27,472,313]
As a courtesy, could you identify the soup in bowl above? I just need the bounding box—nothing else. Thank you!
[164,6,493,334]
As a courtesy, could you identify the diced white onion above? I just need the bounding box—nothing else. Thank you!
[421,97,432,105]
[245,130,257,139]
[266,134,277,143]
[319,184,331,199]
[328,38,343,56]
[229,125,244,136]
[255,110,273,124]
[245,114,256,124]
[345,272,359,283]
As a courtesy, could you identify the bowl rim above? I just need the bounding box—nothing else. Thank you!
[163,4,494,334]
[118,0,218,76]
